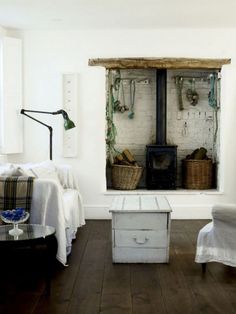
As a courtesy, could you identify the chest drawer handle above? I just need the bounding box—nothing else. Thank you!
[133,236,149,245]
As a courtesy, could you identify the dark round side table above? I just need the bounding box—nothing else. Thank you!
[0,224,57,295]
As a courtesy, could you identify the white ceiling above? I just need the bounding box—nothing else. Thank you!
[0,0,235,30]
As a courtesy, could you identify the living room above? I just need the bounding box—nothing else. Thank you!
[0,1,236,313]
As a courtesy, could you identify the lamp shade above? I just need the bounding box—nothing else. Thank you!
[64,118,75,130]
[20,108,76,160]
[58,109,76,130]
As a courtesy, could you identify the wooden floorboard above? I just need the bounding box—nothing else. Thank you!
[101,263,132,314]
[1,219,236,314]
[67,221,110,314]
[33,221,92,314]
[131,264,166,314]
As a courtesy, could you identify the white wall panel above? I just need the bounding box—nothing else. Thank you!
[62,73,78,157]
[0,37,23,154]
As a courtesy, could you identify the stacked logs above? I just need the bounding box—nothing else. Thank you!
[114,149,139,167]
[185,147,209,160]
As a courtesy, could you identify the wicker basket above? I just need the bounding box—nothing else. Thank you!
[111,164,143,190]
[182,159,213,189]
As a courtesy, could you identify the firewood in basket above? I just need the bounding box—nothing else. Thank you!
[193,147,207,160]
[119,160,134,166]
[122,149,136,164]
[189,148,199,159]
[186,147,208,160]
[115,153,124,162]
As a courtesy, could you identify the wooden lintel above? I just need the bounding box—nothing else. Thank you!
[88,57,231,69]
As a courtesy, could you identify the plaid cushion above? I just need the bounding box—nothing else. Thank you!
[0,176,34,212]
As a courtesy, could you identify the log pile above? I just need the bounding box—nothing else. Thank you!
[185,147,209,160]
[114,149,139,167]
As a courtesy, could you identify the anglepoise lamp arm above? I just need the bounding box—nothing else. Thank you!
[20,109,75,160]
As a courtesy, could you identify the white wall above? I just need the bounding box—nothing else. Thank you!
[0,25,7,36]
[0,25,22,163]
[7,28,236,219]
[0,25,7,162]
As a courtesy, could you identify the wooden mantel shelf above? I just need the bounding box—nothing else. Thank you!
[88,57,231,69]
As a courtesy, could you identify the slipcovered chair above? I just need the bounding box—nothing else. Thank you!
[195,204,236,271]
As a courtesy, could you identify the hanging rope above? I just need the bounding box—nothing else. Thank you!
[128,79,136,119]
[208,73,217,108]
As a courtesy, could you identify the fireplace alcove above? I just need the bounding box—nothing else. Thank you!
[89,57,231,191]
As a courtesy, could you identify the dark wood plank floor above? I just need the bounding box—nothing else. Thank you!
[1,220,236,314]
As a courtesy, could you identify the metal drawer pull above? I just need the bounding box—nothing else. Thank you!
[133,236,149,245]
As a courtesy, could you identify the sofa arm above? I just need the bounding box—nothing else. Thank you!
[212,204,236,224]
[56,164,79,190]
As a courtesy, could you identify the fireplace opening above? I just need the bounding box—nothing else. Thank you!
[106,68,220,191]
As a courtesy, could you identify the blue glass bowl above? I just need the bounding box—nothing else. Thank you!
[0,209,30,236]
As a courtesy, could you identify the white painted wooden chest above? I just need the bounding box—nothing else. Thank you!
[109,195,172,263]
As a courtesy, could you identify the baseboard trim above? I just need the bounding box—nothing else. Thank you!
[84,204,212,219]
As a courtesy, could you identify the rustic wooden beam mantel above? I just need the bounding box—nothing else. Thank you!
[88,57,231,69]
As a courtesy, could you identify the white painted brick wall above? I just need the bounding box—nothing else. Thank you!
[108,69,220,188]
[113,69,156,187]
[167,69,220,186]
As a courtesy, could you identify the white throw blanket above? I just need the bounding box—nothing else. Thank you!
[29,178,85,266]
[0,161,85,266]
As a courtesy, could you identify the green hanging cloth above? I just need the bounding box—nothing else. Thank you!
[106,70,120,164]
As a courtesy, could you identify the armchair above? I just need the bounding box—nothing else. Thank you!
[195,204,236,270]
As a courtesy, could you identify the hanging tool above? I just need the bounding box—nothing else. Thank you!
[208,73,217,108]
[119,79,129,113]
[176,76,184,110]
[112,75,129,113]
[128,79,135,119]
[186,78,199,106]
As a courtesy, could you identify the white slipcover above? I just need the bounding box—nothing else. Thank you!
[29,164,85,266]
[0,162,85,266]
[195,204,236,267]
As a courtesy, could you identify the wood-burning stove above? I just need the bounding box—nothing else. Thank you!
[146,69,177,189]
[146,145,177,189]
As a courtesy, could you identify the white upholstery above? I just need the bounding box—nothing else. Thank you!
[63,189,84,255]
[0,161,85,266]
[195,204,236,267]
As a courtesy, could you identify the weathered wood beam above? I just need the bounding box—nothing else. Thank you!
[88,57,231,69]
